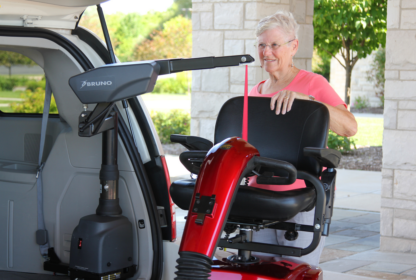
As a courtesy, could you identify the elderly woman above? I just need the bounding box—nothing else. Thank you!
[249,11,357,266]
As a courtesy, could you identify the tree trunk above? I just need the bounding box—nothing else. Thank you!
[345,64,352,106]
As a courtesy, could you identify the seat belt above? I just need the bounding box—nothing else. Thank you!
[242,65,248,141]
[35,78,52,259]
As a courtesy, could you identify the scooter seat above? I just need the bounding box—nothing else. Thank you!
[171,179,316,222]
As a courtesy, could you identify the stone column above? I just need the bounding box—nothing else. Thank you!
[191,0,314,141]
[381,0,416,253]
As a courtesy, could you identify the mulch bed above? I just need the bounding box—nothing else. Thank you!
[350,107,384,114]
[338,146,382,172]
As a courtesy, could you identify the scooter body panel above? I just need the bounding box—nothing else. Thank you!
[179,137,259,257]
[211,259,323,280]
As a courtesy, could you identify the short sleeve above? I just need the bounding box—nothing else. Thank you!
[309,75,347,108]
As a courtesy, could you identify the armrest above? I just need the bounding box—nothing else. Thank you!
[253,156,297,185]
[170,134,213,151]
[179,151,208,174]
[303,147,341,168]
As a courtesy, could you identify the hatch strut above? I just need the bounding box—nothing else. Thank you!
[96,4,139,148]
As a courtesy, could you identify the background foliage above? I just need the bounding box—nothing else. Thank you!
[314,0,387,104]
[150,109,190,143]
[366,47,385,107]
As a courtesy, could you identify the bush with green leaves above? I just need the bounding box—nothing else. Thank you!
[0,76,29,91]
[353,95,370,109]
[367,48,385,107]
[152,72,190,94]
[150,109,190,143]
[10,87,58,114]
[327,130,356,153]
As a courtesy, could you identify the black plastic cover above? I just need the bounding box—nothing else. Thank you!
[69,61,160,104]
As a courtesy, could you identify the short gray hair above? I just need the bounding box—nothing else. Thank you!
[255,11,299,40]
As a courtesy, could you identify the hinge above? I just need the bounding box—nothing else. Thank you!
[21,15,42,27]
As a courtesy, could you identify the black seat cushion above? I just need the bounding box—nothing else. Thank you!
[171,179,316,222]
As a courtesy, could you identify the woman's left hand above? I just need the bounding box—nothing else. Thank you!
[270,90,308,115]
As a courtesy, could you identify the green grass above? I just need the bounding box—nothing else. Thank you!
[351,117,383,147]
[0,90,24,99]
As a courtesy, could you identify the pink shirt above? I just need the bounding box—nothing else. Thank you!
[248,70,346,191]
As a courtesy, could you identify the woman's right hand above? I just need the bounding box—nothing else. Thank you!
[270,90,308,115]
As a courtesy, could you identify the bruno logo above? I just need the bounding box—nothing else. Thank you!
[79,79,113,90]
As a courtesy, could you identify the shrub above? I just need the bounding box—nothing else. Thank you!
[25,79,46,92]
[150,109,190,144]
[327,130,356,154]
[152,72,190,94]
[0,76,29,91]
[353,95,369,110]
[10,87,58,114]
[366,48,385,108]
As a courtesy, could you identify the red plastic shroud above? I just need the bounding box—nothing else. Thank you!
[211,259,322,280]
[179,136,259,256]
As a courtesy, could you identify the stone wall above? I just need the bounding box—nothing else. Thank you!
[381,0,416,253]
[330,53,382,108]
[191,0,314,141]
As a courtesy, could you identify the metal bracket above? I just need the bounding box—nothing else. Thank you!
[21,15,42,27]
[192,193,216,225]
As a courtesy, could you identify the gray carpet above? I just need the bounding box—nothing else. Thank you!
[0,271,70,280]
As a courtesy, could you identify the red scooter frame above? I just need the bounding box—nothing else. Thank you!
[176,137,323,280]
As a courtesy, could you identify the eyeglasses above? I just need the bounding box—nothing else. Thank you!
[257,39,295,51]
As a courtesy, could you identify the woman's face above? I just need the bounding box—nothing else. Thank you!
[257,27,298,74]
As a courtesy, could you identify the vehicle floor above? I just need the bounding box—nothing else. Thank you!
[0,271,70,280]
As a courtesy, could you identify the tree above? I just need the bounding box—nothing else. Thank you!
[314,0,387,105]
[134,16,192,61]
[0,51,36,77]
[78,8,176,62]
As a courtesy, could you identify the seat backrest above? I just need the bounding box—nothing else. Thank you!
[215,97,329,176]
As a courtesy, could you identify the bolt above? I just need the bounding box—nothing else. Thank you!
[107,262,111,267]
[193,208,198,212]
[241,56,247,63]
[206,209,211,214]
[315,224,321,230]
[196,200,200,204]
[209,201,213,205]
[104,184,109,191]
[81,113,86,118]
[238,256,242,260]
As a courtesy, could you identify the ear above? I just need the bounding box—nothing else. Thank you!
[290,39,299,56]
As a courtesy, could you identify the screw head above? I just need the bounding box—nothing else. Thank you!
[315,224,321,230]
[241,56,247,63]
[196,200,200,204]
[107,262,111,267]
[104,184,109,191]
[206,209,211,214]
[193,208,198,212]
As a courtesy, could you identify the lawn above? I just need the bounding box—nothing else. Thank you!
[0,90,24,99]
[351,117,383,147]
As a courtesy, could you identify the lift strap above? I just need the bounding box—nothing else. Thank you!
[36,79,52,259]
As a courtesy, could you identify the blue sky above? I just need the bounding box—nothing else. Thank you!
[101,0,174,14]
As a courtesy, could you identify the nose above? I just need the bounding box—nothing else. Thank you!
[263,45,272,56]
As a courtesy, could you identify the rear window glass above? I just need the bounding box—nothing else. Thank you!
[0,50,58,114]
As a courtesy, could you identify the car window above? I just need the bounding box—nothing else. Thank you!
[0,50,58,115]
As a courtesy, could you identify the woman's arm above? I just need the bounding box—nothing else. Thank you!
[270,90,358,137]
[324,104,357,137]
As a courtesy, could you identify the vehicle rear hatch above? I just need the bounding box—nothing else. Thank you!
[0,0,106,29]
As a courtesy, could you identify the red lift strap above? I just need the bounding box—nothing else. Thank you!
[242,65,248,141]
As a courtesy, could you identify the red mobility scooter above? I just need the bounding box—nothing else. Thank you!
[170,96,341,279]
